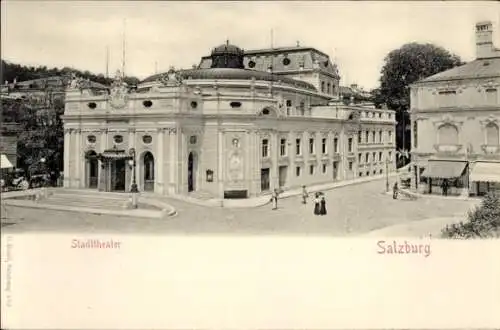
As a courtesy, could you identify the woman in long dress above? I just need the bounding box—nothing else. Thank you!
[313,193,321,215]
[320,195,327,215]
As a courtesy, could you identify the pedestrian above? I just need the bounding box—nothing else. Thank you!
[301,185,309,204]
[441,179,449,196]
[320,195,327,215]
[270,189,279,210]
[313,193,321,215]
[393,182,398,200]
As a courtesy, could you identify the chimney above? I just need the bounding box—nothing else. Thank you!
[475,21,499,59]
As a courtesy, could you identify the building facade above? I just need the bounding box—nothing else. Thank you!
[63,43,396,198]
[410,21,500,196]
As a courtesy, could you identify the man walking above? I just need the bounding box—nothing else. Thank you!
[301,185,309,204]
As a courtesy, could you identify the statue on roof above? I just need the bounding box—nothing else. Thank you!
[160,66,183,86]
[108,69,129,109]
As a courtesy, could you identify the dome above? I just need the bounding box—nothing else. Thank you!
[211,42,244,55]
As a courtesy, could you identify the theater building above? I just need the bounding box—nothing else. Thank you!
[63,43,396,198]
[410,21,500,196]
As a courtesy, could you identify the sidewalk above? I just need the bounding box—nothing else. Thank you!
[163,173,399,208]
[398,188,482,202]
[361,216,466,238]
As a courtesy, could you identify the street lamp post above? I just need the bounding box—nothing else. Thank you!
[385,157,389,193]
[128,148,138,208]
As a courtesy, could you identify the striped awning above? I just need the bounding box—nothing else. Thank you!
[470,162,500,183]
[99,150,132,160]
[421,160,466,179]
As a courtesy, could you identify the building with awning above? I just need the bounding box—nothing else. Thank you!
[469,161,500,195]
[409,20,500,197]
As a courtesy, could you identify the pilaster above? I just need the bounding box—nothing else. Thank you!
[63,128,71,188]
[156,128,165,195]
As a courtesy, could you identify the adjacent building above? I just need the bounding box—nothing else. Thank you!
[410,21,500,196]
[63,43,396,199]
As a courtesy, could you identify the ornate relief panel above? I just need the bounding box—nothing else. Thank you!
[226,132,245,188]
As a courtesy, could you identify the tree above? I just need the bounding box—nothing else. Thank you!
[378,43,464,156]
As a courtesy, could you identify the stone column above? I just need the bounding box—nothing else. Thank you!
[74,129,81,188]
[288,131,295,188]
[157,128,165,194]
[217,129,225,198]
[63,128,71,188]
[168,127,177,194]
[245,130,251,195]
[101,128,108,151]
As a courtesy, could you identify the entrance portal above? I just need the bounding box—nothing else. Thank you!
[261,168,270,192]
[278,166,287,188]
[143,152,155,192]
[85,150,99,189]
[111,159,126,191]
[188,152,195,192]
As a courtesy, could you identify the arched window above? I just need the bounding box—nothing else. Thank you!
[486,123,499,145]
[438,124,459,145]
[327,83,331,94]
[321,81,325,93]
[143,152,155,192]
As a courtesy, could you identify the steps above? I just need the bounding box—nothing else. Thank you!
[40,192,130,210]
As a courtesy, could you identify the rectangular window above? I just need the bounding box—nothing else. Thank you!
[321,138,327,154]
[366,153,369,163]
[296,166,301,177]
[358,131,362,143]
[359,172,363,177]
[322,164,327,173]
[372,152,376,163]
[379,152,382,162]
[333,137,338,152]
[348,138,353,152]
[309,138,315,154]
[262,139,269,158]
[486,88,497,105]
[438,90,457,107]
[372,131,376,142]
[366,131,369,143]
[366,171,370,176]
[286,100,292,107]
[280,138,287,156]
[296,138,301,155]
[388,131,392,143]
[309,164,315,175]
[379,131,382,143]
[389,151,392,161]
[358,153,362,163]
[413,121,418,148]
[348,162,353,170]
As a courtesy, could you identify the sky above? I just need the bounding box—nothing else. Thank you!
[2,1,500,89]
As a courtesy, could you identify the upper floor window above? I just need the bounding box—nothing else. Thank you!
[358,153,362,163]
[358,131,362,144]
[327,83,331,94]
[286,100,292,107]
[438,90,457,107]
[388,131,392,142]
[321,138,327,154]
[333,137,339,153]
[365,131,369,143]
[321,81,325,93]
[309,138,315,154]
[348,138,353,152]
[365,153,369,163]
[280,138,287,156]
[372,152,376,162]
[379,152,383,161]
[296,138,302,155]
[437,124,458,145]
[372,131,376,143]
[486,123,499,145]
[486,88,498,105]
[262,139,269,158]
[379,131,383,143]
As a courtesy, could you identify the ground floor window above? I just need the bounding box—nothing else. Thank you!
[296,166,301,177]
[309,165,315,175]
[322,164,327,173]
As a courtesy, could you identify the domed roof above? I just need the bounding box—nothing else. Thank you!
[211,41,244,55]
[141,68,317,91]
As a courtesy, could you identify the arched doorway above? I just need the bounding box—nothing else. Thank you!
[143,152,155,192]
[85,150,99,189]
[188,152,196,192]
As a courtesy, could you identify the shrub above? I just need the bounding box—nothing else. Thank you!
[442,192,500,239]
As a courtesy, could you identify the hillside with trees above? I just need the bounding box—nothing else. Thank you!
[1,60,140,175]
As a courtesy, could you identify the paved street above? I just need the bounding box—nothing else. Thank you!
[1,179,478,236]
